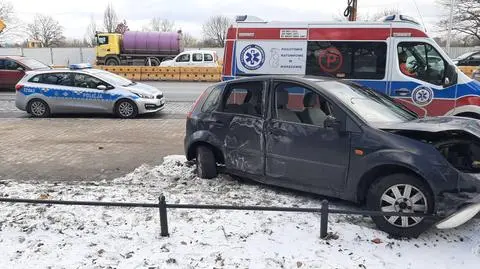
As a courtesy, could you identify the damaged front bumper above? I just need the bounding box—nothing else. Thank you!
[436,193,480,229]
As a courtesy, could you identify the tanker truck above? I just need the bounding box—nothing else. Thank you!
[95,30,183,66]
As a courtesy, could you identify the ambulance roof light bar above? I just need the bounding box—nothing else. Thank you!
[235,15,266,23]
[379,14,420,25]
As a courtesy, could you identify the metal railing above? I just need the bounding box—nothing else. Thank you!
[0,195,439,239]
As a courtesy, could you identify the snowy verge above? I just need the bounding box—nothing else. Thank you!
[0,155,479,268]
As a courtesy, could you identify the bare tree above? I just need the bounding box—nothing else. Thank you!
[115,20,129,34]
[103,3,118,33]
[160,19,175,32]
[150,17,161,31]
[85,15,97,47]
[202,15,231,47]
[438,0,480,42]
[0,0,24,43]
[182,32,197,47]
[26,14,64,47]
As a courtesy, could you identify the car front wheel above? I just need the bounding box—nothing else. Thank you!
[196,145,217,179]
[366,173,434,238]
[115,100,138,119]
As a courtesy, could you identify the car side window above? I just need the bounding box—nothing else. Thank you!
[74,74,107,89]
[204,54,213,62]
[29,73,73,86]
[192,53,203,62]
[221,81,264,117]
[176,53,190,62]
[397,42,446,85]
[201,86,223,112]
[274,82,333,126]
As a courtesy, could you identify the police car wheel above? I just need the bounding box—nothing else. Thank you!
[115,100,138,119]
[27,99,50,118]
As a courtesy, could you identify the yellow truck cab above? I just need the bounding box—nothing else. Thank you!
[0,20,6,33]
[95,31,183,66]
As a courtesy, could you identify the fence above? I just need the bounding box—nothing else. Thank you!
[97,66,223,82]
[0,46,476,66]
[0,47,224,66]
[0,195,439,239]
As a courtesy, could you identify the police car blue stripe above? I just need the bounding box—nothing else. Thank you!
[19,86,139,101]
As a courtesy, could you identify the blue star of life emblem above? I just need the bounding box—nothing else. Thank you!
[240,44,265,70]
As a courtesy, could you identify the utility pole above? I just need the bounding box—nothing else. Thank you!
[344,0,358,21]
[446,0,455,56]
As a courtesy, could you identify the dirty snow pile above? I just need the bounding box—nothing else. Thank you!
[0,155,479,269]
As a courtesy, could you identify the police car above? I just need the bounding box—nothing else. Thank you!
[15,63,165,118]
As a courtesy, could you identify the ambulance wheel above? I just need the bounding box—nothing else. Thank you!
[115,99,138,119]
[27,99,51,118]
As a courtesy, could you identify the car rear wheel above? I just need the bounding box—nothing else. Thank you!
[27,99,50,118]
[115,100,138,119]
[196,145,217,179]
[366,173,434,238]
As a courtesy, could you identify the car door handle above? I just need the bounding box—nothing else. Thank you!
[211,120,225,127]
[106,49,110,52]
[395,88,410,96]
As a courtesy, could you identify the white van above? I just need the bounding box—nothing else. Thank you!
[160,50,219,67]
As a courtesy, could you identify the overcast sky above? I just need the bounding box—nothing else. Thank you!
[11,0,446,40]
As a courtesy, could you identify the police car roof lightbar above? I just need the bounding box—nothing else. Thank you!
[69,63,93,70]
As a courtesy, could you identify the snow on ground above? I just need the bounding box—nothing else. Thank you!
[0,155,479,268]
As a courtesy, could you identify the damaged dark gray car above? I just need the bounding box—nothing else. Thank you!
[184,75,480,237]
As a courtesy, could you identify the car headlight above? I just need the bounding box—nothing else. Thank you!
[133,93,155,99]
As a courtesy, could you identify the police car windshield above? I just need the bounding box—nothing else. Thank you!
[89,70,136,87]
[319,81,418,124]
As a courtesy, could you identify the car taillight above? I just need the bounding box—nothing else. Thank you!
[15,84,24,91]
[187,89,208,118]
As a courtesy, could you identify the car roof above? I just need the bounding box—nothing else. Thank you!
[0,55,26,60]
[183,50,217,54]
[224,75,336,84]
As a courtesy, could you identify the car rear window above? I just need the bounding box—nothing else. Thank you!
[18,58,49,70]
[204,54,213,62]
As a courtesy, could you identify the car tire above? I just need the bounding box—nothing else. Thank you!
[196,145,217,179]
[106,58,119,66]
[27,99,51,118]
[115,99,138,119]
[366,173,434,238]
[145,57,161,66]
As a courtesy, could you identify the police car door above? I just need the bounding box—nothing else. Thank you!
[35,72,77,113]
[72,73,112,113]
[389,38,456,117]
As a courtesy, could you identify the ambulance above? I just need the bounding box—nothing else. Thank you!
[222,14,480,118]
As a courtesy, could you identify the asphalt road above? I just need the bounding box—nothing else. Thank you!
[0,81,213,118]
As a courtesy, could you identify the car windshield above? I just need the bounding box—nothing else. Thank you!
[18,58,50,70]
[319,81,418,124]
[89,70,135,86]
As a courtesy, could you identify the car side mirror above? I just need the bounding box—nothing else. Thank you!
[324,115,341,130]
[16,67,25,71]
[97,85,107,91]
[443,64,458,88]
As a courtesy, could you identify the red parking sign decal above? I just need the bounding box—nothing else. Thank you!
[318,47,343,73]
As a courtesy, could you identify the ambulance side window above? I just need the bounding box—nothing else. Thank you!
[306,41,387,80]
[397,42,446,86]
